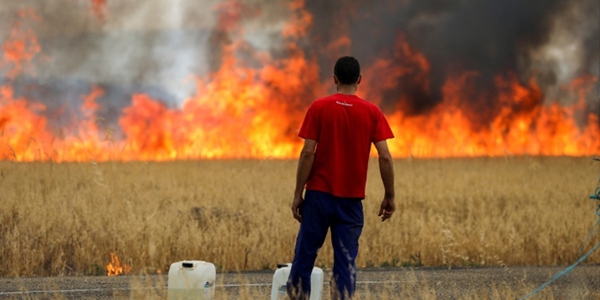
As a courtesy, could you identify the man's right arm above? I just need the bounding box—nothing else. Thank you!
[374,140,395,221]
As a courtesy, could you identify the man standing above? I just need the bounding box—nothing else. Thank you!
[287,56,396,300]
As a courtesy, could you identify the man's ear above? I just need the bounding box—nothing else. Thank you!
[356,75,362,85]
[333,75,339,85]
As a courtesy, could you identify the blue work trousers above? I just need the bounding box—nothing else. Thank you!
[287,190,364,300]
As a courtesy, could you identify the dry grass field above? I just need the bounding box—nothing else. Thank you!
[0,157,599,277]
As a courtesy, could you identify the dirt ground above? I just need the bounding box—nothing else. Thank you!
[0,265,599,299]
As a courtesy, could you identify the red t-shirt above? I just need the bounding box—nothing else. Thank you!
[298,93,394,198]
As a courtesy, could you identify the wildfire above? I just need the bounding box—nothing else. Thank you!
[0,4,598,162]
[106,253,131,276]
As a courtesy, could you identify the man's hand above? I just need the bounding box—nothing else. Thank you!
[378,196,396,222]
[374,140,395,222]
[291,194,304,223]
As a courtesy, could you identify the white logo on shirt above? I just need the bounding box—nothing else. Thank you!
[336,101,353,107]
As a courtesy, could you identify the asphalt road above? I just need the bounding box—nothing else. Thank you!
[0,266,599,299]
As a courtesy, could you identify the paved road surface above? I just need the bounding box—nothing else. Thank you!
[0,266,599,299]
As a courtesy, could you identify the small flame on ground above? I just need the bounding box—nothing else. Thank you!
[106,252,131,276]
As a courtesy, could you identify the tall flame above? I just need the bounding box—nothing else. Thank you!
[0,4,597,162]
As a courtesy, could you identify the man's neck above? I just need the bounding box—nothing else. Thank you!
[336,85,358,95]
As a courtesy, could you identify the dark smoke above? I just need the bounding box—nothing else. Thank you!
[303,0,599,118]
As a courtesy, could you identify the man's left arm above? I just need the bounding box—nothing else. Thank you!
[291,138,317,222]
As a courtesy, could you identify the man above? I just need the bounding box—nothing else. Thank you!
[287,56,396,300]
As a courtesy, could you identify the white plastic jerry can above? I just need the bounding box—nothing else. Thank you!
[167,260,216,300]
[270,263,324,300]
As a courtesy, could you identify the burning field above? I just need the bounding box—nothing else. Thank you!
[0,0,597,160]
[0,0,599,279]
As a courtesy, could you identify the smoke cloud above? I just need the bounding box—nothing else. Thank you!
[301,0,598,115]
[0,0,597,127]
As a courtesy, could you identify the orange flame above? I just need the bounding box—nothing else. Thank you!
[0,5,598,162]
[385,71,599,157]
[106,253,131,276]
[1,10,40,79]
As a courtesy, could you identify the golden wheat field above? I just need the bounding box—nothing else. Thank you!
[0,157,599,277]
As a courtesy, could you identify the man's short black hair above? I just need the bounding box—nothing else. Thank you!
[334,56,361,85]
